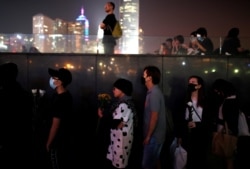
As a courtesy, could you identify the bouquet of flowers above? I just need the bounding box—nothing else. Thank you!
[96,93,112,134]
[98,93,112,110]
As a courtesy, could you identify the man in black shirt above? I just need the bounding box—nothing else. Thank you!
[100,1,117,54]
[46,67,73,169]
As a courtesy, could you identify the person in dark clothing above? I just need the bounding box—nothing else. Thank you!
[210,79,240,169]
[191,27,214,55]
[0,62,33,169]
[46,67,73,169]
[221,27,249,55]
[175,75,212,169]
[100,1,117,54]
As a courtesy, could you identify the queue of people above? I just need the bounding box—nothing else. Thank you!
[94,65,249,169]
[0,60,249,169]
[158,27,249,56]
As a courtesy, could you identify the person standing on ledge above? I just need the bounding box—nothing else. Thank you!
[100,1,117,54]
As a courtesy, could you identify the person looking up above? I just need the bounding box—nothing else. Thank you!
[100,1,117,54]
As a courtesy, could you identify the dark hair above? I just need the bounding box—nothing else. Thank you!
[144,65,161,84]
[48,68,72,87]
[187,75,205,107]
[212,78,236,97]
[0,62,18,81]
[190,31,197,36]
[196,27,207,37]
[227,27,239,38]
[166,38,173,43]
[174,35,184,44]
[108,1,115,10]
[113,78,133,96]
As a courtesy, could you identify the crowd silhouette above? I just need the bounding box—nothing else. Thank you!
[157,27,249,56]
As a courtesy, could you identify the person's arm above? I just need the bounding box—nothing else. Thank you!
[46,117,60,152]
[97,107,103,118]
[143,111,158,145]
[100,23,106,29]
[193,40,206,52]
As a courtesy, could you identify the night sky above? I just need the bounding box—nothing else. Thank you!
[1,0,250,38]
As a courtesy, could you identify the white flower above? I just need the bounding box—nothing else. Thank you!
[31,89,37,96]
[187,101,193,107]
[39,89,46,97]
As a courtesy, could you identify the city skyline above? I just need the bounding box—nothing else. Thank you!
[0,0,250,38]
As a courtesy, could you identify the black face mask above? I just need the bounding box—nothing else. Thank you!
[141,77,146,85]
[188,84,197,92]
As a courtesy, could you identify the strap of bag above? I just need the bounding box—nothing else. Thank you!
[189,103,201,121]
[224,121,229,134]
[192,106,202,121]
[107,20,117,33]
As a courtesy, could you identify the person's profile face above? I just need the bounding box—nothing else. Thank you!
[104,3,112,12]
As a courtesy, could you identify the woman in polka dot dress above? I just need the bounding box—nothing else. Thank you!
[106,78,137,169]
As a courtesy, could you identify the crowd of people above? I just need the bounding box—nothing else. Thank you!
[0,2,249,168]
[158,27,250,56]
[0,60,249,169]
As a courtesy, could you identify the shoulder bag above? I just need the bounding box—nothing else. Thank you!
[212,121,238,158]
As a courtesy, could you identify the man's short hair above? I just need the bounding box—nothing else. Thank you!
[108,1,115,10]
[144,65,161,85]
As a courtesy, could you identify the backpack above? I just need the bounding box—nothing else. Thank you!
[112,21,122,39]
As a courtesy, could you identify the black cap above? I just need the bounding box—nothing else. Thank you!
[113,78,133,96]
[0,62,18,80]
[196,27,207,37]
[48,68,72,86]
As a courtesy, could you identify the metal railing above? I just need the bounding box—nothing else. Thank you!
[0,33,250,55]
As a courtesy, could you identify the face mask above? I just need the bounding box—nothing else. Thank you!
[197,36,204,41]
[188,84,197,92]
[141,77,146,85]
[49,77,57,89]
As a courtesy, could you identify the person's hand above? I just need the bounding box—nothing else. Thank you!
[98,108,103,118]
[46,143,50,152]
[117,121,124,129]
[191,38,198,45]
[177,138,182,146]
[100,23,105,29]
[143,136,150,145]
[188,121,196,128]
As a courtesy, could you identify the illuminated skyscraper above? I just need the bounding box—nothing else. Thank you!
[32,14,83,53]
[32,14,55,52]
[119,0,139,54]
[76,6,89,41]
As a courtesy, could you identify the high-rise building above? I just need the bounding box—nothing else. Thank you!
[76,6,89,41]
[32,12,87,53]
[32,14,55,52]
[119,0,139,54]
[67,21,83,53]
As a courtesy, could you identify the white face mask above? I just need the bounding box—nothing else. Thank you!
[49,77,57,89]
